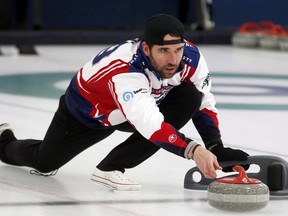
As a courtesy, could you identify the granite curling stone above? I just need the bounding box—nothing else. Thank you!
[231,23,261,47]
[207,165,269,211]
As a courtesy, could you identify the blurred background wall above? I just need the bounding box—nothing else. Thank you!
[0,0,287,46]
[1,0,287,30]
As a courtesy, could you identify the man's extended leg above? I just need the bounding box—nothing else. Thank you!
[0,96,115,173]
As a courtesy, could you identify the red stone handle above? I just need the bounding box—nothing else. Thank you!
[217,165,261,184]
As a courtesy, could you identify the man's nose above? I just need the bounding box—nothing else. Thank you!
[167,53,177,65]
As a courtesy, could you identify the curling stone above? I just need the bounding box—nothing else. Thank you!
[231,23,262,47]
[184,155,288,196]
[259,35,280,49]
[279,36,288,51]
[207,165,269,211]
[259,25,285,50]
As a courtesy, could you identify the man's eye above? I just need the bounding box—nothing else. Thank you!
[160,48,168,53]
[176,47,183,52]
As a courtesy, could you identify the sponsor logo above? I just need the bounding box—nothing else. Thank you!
[151,85,173,95]
[133,88,148,94]
[202,73,211,89]
[123,91,134,102]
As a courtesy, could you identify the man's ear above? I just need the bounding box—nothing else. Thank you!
[142,42,150,56]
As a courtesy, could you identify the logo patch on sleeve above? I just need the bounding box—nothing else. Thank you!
[168,134,177,143]
[123,91,134,102]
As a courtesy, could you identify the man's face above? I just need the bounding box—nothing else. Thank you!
[143,34,184,79]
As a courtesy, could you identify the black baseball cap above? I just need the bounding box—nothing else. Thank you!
[142,14,184,45]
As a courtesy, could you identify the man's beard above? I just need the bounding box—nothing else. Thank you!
[149,55,179,79]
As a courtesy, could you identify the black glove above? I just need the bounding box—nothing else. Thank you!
[210,144,249,172]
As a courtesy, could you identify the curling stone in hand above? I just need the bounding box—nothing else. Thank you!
[207,165,269,211]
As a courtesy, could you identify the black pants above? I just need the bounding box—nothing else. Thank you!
[1,83,202,173]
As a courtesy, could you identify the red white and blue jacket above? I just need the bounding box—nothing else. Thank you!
[65,38,221,158]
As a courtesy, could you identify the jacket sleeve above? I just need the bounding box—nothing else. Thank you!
[110,72,193,158]
[188,53,223,148]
